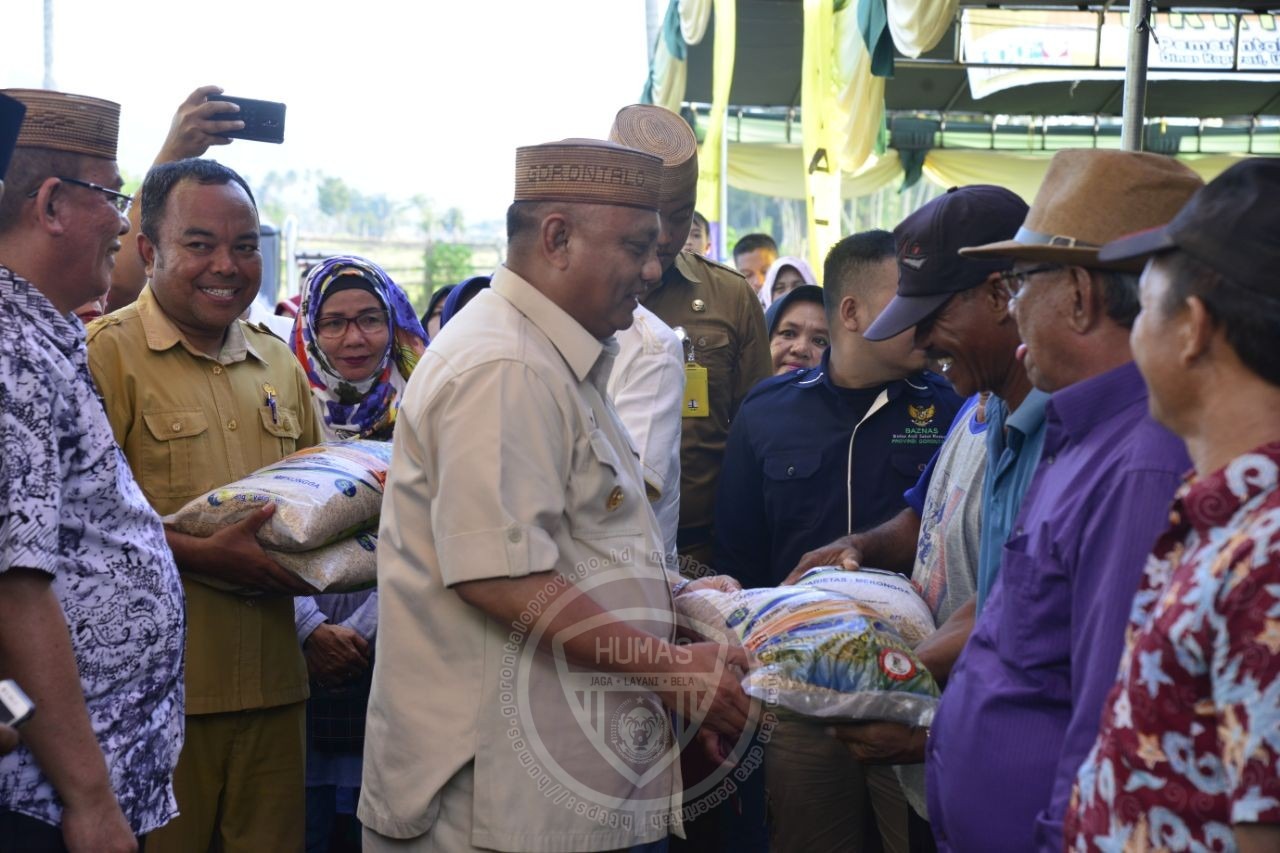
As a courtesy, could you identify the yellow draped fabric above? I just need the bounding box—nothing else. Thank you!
[802,0,885,270]
[887,0,959,58]
[696,0,737,224]
[726,145,1249,205]
[680,0,714,43]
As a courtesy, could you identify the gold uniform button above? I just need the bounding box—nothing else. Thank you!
[605,487,624,511]
[212,365,223,375]
[692,298,706,312]
[227,419,238,431]
[170,422,182,433]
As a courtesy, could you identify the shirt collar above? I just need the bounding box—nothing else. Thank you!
[490,266,604,384]
[647,251,704,297]
[0,265,85,354]
[1045,360,1146,441]
[136,285,267,366]
[1006,388,1050,436]
[796,348,921,401]
[1176,441,1280,536]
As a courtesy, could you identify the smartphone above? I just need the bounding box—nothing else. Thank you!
[211,95,286,144]
[0,679,34,728]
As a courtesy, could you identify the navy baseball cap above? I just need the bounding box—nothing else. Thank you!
[1098,157,1280,296]
[865,185,1028,342]
[0,93,27,180]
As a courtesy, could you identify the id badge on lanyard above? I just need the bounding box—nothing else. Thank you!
[674,325,710,418]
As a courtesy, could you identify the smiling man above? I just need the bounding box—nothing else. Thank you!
[87,157,321,853]
[0,88,186,853]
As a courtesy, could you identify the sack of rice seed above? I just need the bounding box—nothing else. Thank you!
[793,567,937,643]
[165,440,392,552]
[674,577,939,727]
[266,530,378,592]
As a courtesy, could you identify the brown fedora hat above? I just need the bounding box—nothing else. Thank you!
[959,149,1203,272]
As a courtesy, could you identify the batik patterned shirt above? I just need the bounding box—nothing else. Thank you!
[0,266,185,834]
[1067,442,1280,851]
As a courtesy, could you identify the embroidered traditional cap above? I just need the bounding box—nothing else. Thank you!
[2,89,120,160]
[865,185,1028,341]
[514,138,662,210]
[608,104,699,205]
[959,149,1203,272]
[0,93,27,180]
[1098,157,1280,295]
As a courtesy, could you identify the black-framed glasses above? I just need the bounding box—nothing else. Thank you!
[26,176,133,213]
[315,310,389,340]
[1000,264,1061,302]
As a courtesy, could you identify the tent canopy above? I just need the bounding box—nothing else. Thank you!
[683,0,1280,118]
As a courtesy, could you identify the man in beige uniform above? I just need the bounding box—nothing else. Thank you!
[612,105,771,574]
[360,140,751,852]
[88,157,320,852]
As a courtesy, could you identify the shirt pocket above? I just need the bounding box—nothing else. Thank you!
[259,405,303,460]
[997,532,1070,675]
[568,428,643,542]
[141,409,213,499]
[761,450,826,522]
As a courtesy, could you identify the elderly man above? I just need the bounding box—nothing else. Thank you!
[359,139,750,852]
[920,150,1204,852]
[0,89,185,852]
[1067,158,1280,853]
[613,105,770,576]
[88,157,321,853]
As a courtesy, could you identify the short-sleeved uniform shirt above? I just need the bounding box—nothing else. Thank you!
[1066,442,1280,851]
[359,267,679,850]
[641,252,770,534]
[87,285,321,714]
[0,267,185,834]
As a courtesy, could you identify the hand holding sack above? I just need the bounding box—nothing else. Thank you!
[165,440,391,590]
[674,567,940,727]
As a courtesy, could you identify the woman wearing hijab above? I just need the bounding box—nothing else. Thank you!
[758,255,818,310]
[288,255,427,853]
[764,284,829,376]
[421,284,454,340]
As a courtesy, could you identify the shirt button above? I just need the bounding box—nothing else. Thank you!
[507,528,522,543]
[1045,455,1056,464]
[212,365,223,375]
[786,465,796,477]
[171,421,182,432]
[227,419,238,430]
[605,486,624,511]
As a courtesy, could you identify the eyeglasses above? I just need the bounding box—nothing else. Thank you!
[26,176,133,213]
[999,264,1061,302]
[315,310,389,340]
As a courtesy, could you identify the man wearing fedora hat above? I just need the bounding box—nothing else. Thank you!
[1067,157,1280,853]
[359,139,752,852]
[922,149,1203,852]
[0,89,185,852]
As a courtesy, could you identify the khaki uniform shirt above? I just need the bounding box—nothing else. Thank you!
[87,286,321,714]
[641,252,770,534]
[359,267,679,849]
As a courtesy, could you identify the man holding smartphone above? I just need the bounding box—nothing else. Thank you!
[0,88,186,853]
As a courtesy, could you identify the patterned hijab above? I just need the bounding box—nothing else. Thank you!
[291,255,427,440]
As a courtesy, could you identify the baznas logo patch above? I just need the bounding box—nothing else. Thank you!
[908,403,936,427]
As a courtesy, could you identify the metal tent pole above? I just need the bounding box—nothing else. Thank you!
[1120,1,1153,151]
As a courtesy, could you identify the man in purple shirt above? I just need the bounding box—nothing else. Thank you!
[921,150,1204,852]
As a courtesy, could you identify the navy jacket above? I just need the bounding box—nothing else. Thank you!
[712,351,962,587]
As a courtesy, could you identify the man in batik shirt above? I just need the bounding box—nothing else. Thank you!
[1066,158,1280,852]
